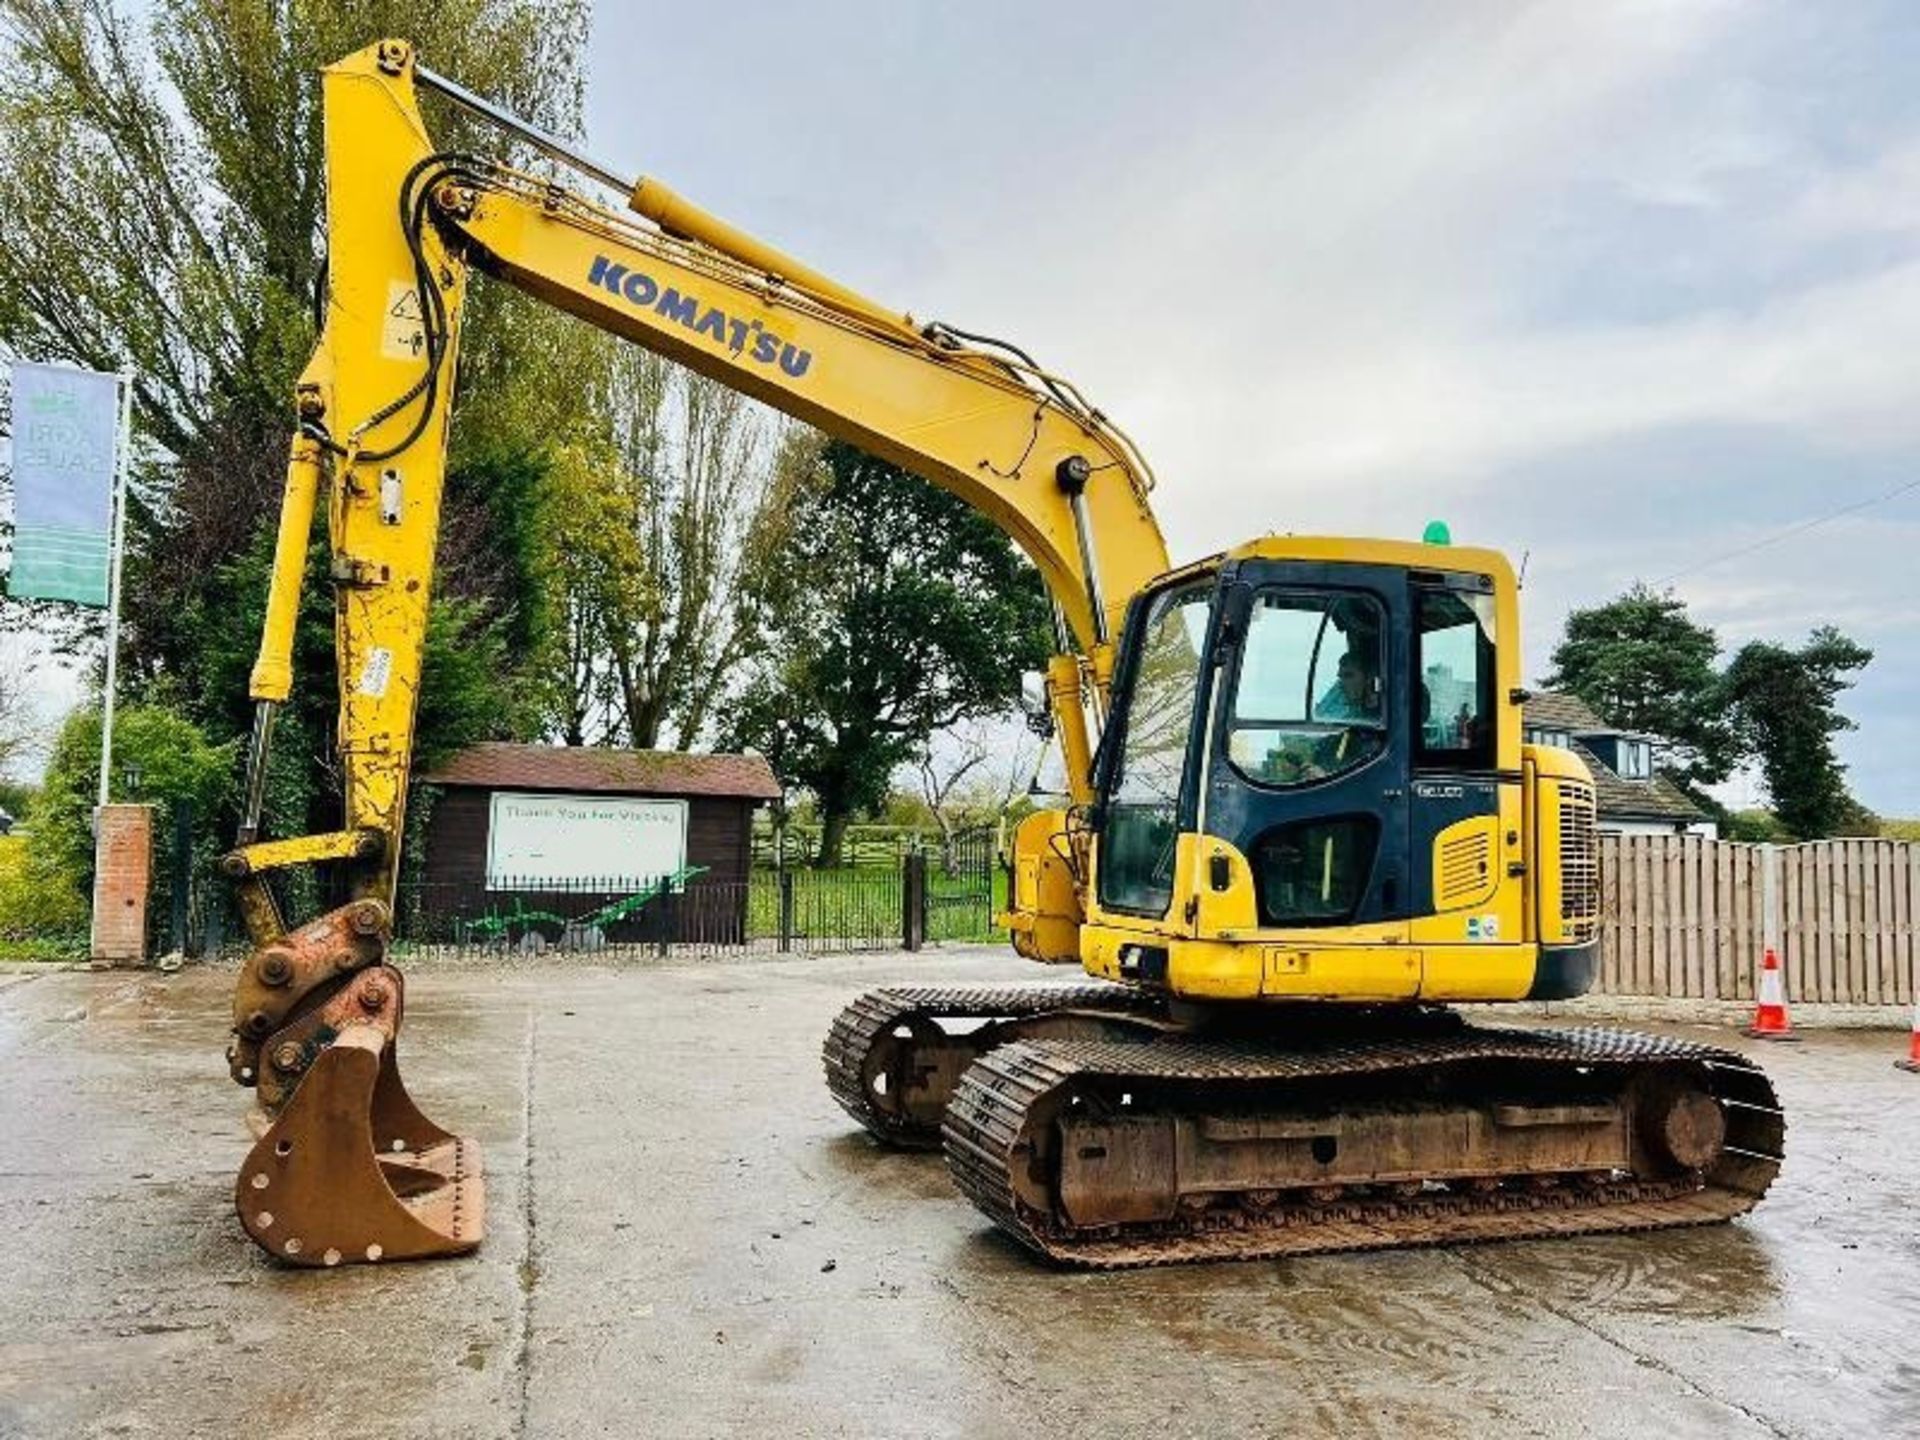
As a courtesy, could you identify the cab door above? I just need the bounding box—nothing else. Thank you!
[1406,569,1508,929]
[1198,560,1414,928]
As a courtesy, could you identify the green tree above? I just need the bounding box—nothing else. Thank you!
[722,440,1052,867]
[1723,807,1792,844]
[0,1,589,848]
[0,0,588,454]
[1542,584,1739,795]
[541,353,794,750]
[30,700,235,909]
[1722,627,1872,840]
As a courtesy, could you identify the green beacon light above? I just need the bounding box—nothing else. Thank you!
[1421,519,1452,546]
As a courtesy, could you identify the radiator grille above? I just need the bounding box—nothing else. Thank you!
[1437,829,1494,908]
[1557,781,1599,940]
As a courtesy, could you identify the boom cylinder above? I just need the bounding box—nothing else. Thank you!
[249,434,325,704]
[627,177,916,337]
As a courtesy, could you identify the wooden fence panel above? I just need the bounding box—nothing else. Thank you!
[1638,837,1658,995]
[1784,844,1805,1002]
[1894,839,1910,1007]
[1683,836,1704,998]
[1607,833,1627,995]
[1584,834,1916,1004]
[1719,842,1736,1000]
[1739,843,1761,1002]
[1599,833,1614,993]
[1864,841,1883,1007]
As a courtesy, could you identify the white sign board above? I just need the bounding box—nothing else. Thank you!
[485,791,688,889]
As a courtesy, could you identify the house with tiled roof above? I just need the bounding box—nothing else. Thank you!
[1523,693,1715,838]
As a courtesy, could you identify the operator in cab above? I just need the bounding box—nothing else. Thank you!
[1315,647,1382,723]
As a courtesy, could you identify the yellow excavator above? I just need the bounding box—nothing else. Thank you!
[223,41,1782,1269]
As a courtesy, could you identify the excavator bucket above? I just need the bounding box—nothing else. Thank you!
[235,1024,484,1266]
[229,905,484,1267]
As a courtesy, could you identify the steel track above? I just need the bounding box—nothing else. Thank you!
[941,1026,1784,1268]
[822,983,1167,1148]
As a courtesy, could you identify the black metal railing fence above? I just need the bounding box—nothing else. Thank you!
[180,827,999,962]
[385,855,985,960]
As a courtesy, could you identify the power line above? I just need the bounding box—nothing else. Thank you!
[1653,472,1920,588]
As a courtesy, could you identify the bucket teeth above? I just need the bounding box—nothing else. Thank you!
[234,965,484,1267]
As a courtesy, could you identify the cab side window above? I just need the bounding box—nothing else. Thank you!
[1415,584,1496,771]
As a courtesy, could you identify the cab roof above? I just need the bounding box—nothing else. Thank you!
[1164,535,1517,586]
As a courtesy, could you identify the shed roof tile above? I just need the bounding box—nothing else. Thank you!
[421,742,782,801]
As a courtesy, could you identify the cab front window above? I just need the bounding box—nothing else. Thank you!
[1098,581,1212,915]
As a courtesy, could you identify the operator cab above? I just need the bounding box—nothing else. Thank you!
[1091,538,1517,938]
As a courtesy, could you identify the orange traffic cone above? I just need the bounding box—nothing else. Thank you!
[1747,946,1799,1041]
[1897,997,1920,1073]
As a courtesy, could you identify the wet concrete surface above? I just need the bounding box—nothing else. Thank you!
[0,947,1914,1439]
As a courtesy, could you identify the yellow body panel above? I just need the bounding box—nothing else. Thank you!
[1527,743,1601,948]
[1429,814,1500,912]
[1415,944,1539,1002]
[1001,809,1084,965]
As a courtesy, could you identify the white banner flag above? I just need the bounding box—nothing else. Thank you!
[9,361,122,605]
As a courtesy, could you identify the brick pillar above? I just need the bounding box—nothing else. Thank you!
[90,804,155,967]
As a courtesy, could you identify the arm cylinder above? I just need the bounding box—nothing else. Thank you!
[415,62,633,194]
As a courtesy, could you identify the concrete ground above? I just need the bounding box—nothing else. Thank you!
[0,948,1914,1440]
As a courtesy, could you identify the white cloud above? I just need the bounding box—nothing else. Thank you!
[579,2,1920,808]
[1785,137,1920,242]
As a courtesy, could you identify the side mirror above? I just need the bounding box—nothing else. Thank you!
[1019,670,1054,737]
[1019,670,1047,718]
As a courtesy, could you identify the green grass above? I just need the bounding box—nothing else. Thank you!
[744,864,1006,945]
[0,936,85,962]
[926,866,1008,943]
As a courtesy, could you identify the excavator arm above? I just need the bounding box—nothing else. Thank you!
[223,39,1168,1265]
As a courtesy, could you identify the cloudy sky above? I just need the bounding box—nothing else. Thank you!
[581,0,1920,813]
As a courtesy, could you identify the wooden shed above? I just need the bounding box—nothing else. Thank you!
[413,743,781,945]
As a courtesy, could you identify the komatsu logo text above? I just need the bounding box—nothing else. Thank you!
[587,255,812,379]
